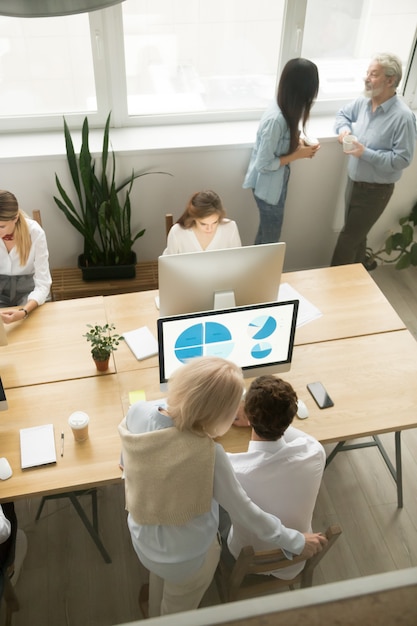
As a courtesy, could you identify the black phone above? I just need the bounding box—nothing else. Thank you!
[307,381,334,409]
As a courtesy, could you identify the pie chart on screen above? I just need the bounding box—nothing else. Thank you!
[247,315,277,340]
[251,342,273,359]
[174,322,234,363]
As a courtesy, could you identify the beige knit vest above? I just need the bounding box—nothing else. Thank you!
[118,417,216,525]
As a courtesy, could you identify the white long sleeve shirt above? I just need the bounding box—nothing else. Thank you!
[227,426,325,579]
[0,504,11,544]
[0,218,51,306]
[163,219,241,255]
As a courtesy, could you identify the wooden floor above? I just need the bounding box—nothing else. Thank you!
[2,264,417,626]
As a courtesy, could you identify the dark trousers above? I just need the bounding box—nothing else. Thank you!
[331,179,395,266]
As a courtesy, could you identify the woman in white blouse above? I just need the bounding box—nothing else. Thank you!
[0,190,51,323]
[163,190,241,255]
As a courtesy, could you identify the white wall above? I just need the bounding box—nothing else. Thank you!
[1,133,416,272]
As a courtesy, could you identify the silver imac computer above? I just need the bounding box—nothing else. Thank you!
[157,299,299,388]
[158,242,286,316]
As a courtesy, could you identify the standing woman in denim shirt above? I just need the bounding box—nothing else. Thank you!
[244,58,320,244]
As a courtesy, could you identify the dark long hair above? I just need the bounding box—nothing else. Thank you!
[277,58,319,154]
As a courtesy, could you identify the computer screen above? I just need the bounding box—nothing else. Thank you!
[158,242,286,316]
[157,299,299,387]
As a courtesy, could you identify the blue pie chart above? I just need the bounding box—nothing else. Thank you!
[248,315,277,340]
[174,322,234,363]
[251,342,273,359]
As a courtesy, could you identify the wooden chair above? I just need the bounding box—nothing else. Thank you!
[216,524,342,602]
[32,210,54,301]
[165,213,173,237]
[32,210,42,227]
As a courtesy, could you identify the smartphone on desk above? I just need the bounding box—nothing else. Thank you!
[307,381,334,409]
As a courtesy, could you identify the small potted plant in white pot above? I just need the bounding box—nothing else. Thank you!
[84,323,124,371]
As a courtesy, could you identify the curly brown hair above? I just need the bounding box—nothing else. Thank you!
[244,375,298,440]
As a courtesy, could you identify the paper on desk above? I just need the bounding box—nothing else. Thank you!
[20,423,57,469]
[123,326,159,360]
[278,283,322,327]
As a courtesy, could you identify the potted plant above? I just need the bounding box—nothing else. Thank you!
[366,199,417,270]
[84,323,124,371]
[54,112,171,281]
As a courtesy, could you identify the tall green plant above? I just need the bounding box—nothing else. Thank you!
[54,112,170,266]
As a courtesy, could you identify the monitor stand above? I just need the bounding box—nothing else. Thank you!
[213,290,236,310]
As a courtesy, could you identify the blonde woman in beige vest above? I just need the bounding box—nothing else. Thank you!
[119,356,327,617]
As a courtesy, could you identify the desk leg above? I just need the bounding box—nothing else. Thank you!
[395,432,403,509]
[325,433,403,508]
[68,493,112,563]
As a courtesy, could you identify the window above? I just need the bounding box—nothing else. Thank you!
[0,0,416,132]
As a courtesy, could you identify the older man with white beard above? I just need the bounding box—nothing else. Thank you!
[331,52,416,269]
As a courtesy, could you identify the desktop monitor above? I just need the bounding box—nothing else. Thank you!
[158,242,286,317]
[157,299,299,387]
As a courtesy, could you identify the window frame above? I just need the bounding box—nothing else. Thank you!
[0,0,415,133]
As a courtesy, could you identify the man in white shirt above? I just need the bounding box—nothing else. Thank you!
[225,375,326,579]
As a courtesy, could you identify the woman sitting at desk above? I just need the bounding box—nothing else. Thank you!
[119,356,326,617]
[163,190,241,255]
[0,190,51,324]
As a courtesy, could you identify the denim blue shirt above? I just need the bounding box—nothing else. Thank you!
[243,101,291,204]
[335,95,417,184]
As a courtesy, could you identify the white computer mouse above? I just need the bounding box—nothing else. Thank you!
[296,399,309,419]
[0,457,12,480]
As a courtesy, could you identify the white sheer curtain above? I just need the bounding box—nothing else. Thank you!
[0,1,123,17]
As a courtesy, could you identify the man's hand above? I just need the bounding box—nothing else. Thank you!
[299,532,328,558]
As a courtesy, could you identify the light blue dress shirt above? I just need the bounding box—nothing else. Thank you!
[334,95,417,184]
[243,101,291,205]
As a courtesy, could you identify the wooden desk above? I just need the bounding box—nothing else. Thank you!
[105,264,405,374]
[217,329,417,507]
[104,290,160,372]
[0,375,124,502]
[1,296,114,389]
[282,263,405,344]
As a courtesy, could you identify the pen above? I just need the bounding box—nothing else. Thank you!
[61,431,64,457]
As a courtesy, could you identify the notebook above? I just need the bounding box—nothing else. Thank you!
[123,326,159,360]
[20,423,57,469]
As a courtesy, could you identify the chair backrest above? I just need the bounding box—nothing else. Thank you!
[217,524,342,602]
[32,210,42,226]
[165,213,173,237]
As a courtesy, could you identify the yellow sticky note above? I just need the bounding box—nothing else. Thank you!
[129,390,146,405]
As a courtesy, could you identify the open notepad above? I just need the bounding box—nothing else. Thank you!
[20,423,57,469]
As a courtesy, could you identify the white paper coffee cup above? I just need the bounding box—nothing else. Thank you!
[343,135,357,153]
[68,411,89,442]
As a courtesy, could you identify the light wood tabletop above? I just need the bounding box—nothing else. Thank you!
[1,296,115,389]
[283,263,405,345]
[3,329,415,503]
[104,263,405,373]
[0,264,411,505]
[0,374,124,502]
[114,328,417,452]
[218,329,417,453]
